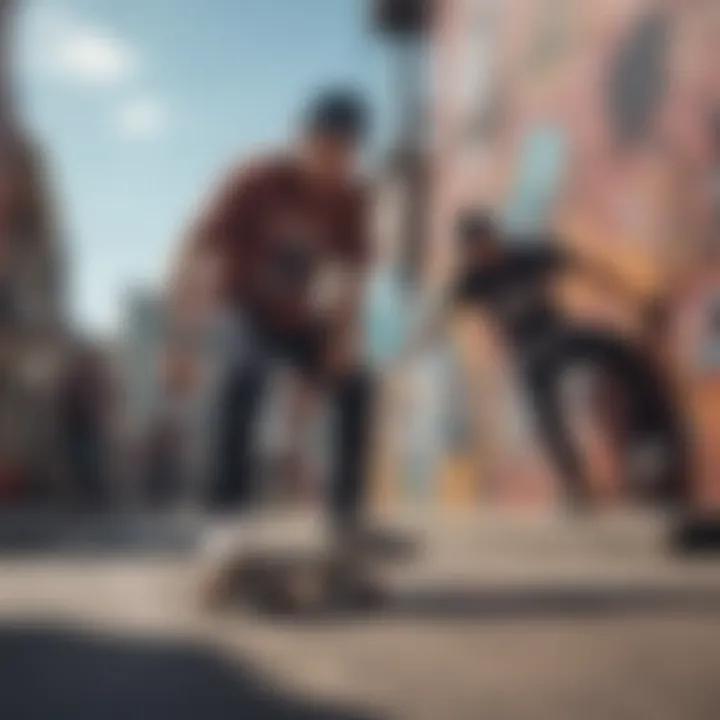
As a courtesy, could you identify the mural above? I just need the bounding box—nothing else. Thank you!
[501,122,569,235]
[364,265,409,368]
[607,7,670,151]
[431,0,720,507]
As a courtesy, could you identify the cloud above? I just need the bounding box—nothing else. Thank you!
[115,96,168,141]
[25,6,138,87]
[22,5,172,141]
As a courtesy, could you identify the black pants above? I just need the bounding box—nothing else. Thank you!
[209,318,375,524]
[522,325,689,504]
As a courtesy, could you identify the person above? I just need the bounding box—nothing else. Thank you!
[409,211,689,508]
[174,88,375,535]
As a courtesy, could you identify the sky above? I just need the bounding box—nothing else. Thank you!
[15,0,391,335]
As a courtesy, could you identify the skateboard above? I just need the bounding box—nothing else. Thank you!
[198,518,417,616]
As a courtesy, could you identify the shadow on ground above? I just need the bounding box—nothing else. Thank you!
[0,622,375,720]
[383,584,720,620]
[232,583,720,624]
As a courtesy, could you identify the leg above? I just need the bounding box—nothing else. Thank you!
[279,324,376,523]
[526,361,590,506]
[328,367,376,527]
[568,329,690,504]
[209,362,267,511]
[613,355,690,505]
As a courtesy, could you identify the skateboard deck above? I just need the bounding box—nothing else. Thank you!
[198,515,418,615]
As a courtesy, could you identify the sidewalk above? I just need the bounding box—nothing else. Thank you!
[1,509,719,719]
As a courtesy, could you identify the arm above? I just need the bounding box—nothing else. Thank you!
[559,241,671,340]
[541,236,645,307]
[547,219,667,305]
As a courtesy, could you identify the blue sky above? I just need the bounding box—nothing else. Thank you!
[16,0,390,334]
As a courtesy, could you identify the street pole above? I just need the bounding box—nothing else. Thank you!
[372,0,433,291]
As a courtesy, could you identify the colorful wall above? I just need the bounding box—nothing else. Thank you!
[428,0,720,508]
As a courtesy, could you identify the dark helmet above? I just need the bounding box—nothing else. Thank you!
[304,87,370,141]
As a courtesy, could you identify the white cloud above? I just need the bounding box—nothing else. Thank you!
[25,5,138,87]
[116,96,168,141]
[21,5,172,141]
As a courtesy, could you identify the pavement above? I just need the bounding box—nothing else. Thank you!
[1,509,720,720]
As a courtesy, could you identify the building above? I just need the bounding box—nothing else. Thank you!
[118,289,168,434]
[0,0,68,502]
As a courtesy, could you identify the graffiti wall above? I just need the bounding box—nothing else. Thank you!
[431,0,720,506]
